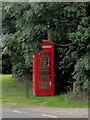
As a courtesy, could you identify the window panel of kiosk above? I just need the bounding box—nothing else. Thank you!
[39,76,51,80]
[39,71,51,75]
[39,66,51,70]
[39,81,50,89]
[39,52,51,56]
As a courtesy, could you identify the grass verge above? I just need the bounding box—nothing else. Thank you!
[1,74,88,108]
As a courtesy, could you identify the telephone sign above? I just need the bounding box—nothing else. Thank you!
[33,40,55,96]
[42,46,52,48]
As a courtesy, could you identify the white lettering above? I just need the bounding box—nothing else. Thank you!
[42,46,52,48]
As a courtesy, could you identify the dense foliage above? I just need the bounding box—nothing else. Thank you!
[2,2,90,95]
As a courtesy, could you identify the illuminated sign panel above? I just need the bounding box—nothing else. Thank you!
[42,46,52,48]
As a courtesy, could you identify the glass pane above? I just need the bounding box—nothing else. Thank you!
[40,85,49,89]
[40,76,50,80]
[39,66,50,70]
[40,52,51,56]
[39,71,50,75]
[39,57,50,61]
[40,81,50,84]
[40,62,51,65]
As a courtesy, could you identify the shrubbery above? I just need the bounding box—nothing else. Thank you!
[2,2,90,95]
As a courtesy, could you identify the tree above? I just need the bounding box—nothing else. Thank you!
[68,4,90,93]
[2,2,90,97]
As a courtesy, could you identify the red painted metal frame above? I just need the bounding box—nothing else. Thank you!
[33,40,54,96]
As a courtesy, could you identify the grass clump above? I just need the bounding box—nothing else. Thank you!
[1,74,88,108]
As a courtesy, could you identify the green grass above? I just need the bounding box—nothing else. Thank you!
[1,74,88,108]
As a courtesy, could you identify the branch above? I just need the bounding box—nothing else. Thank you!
[55,43,75,47]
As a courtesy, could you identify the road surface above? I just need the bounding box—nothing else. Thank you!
[2,106,88,119]
[2,107,55,118]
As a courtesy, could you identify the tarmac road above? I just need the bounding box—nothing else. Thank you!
[2,107,58,118]
[2,106,89,119]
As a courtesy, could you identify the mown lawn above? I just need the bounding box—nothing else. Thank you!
[1,74,88,108]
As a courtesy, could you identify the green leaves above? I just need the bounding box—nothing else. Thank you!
[2,2,90,93]
[72,54,90,91]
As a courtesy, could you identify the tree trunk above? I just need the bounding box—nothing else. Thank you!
[73,82,82,94]
[23,73,31,98]
[25,80,29,98]
[73,82,76,94]
[47,28,52,41]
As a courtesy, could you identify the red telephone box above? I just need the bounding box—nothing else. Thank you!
[33,40,54,96]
